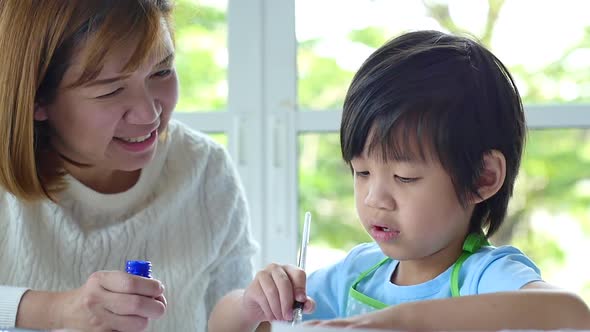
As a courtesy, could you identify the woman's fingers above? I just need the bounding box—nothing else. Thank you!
[103,292,166,319]
[92,271,164,298]
[99,309,149,332]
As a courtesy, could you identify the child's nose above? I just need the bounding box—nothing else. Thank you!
[364,183,396,210]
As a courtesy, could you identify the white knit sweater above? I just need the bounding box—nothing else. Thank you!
[0,120,258,331]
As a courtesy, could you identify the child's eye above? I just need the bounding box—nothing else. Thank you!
[355,171,370,177]
[152,69,172,78]
[97,88,123,99]
[395,175,418,183]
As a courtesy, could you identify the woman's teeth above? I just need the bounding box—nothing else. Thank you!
[119,133,152,143]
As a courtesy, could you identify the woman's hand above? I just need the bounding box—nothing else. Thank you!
[56,270,167,332]
[241,263,315,325]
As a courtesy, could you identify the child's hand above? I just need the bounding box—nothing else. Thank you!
[242,263,315,324]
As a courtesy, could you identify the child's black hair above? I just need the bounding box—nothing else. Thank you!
[340,30,525,237]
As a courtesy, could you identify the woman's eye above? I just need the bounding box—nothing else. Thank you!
[97,88,123,99]
[395,175,418,183]
[152,69,172,78]
[355,171,370,177]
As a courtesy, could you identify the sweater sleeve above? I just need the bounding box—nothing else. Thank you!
[204,215,257,316]
[0,286,28,328]
[201,145,259,320]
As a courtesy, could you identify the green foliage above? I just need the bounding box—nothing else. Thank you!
[173,0,227,111]
[512,27,590,104]
[521,130,590,211]
[348,27,388,48]
[582,282,590,306]
[298,134,370,250]
[174,1,226,30]
[208,132,227,147]
[512,228,566,269]
[298,49,354,109]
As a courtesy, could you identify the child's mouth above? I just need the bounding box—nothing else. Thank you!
[370,225,400,242]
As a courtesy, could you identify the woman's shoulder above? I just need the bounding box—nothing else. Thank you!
[0,187,25,210]
[163,120,233,174]
[157,120,242,195]
[0,187,42,226]
[166,119,226,158]
[0,189,9,219]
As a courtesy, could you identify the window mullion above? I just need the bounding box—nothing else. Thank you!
[228,0,266,269]
[261,0,299,267]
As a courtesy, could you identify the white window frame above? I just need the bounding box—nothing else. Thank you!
[173,0,590,269]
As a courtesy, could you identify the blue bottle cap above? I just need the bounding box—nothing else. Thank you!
[126,260,152,278]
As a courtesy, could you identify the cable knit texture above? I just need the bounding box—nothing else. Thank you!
[0,120,258,331]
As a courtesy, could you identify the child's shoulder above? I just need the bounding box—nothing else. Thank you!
[468,244,538,268]
[462,244,543,293]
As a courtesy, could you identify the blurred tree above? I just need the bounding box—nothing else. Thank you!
[173,0,227,112]
[299,134,371,249]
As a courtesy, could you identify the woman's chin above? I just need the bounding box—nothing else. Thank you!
[115,151,157,172]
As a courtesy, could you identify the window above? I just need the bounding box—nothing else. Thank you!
[173,0,590,302]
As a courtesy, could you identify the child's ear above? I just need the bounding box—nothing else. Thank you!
[471,150,506,204]
[34,103,48,121]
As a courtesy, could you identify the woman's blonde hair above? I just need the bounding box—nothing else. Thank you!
[0,0,173,201]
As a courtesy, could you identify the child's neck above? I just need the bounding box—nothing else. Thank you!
[391,237,464,286]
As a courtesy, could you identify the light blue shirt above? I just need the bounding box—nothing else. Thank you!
[304,242,542,320]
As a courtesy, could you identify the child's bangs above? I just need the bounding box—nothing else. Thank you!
[365,106,443,164]
[69,1,172,88]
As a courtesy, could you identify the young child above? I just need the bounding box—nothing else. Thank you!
[209,30,590,331]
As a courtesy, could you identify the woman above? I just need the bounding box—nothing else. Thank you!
[0,1,257,331]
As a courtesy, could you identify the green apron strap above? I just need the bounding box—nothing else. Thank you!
[349,257,390,310]
[450,233,490,297]
[349,232,490,311]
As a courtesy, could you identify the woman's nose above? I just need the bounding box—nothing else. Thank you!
[124,90,161,124]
